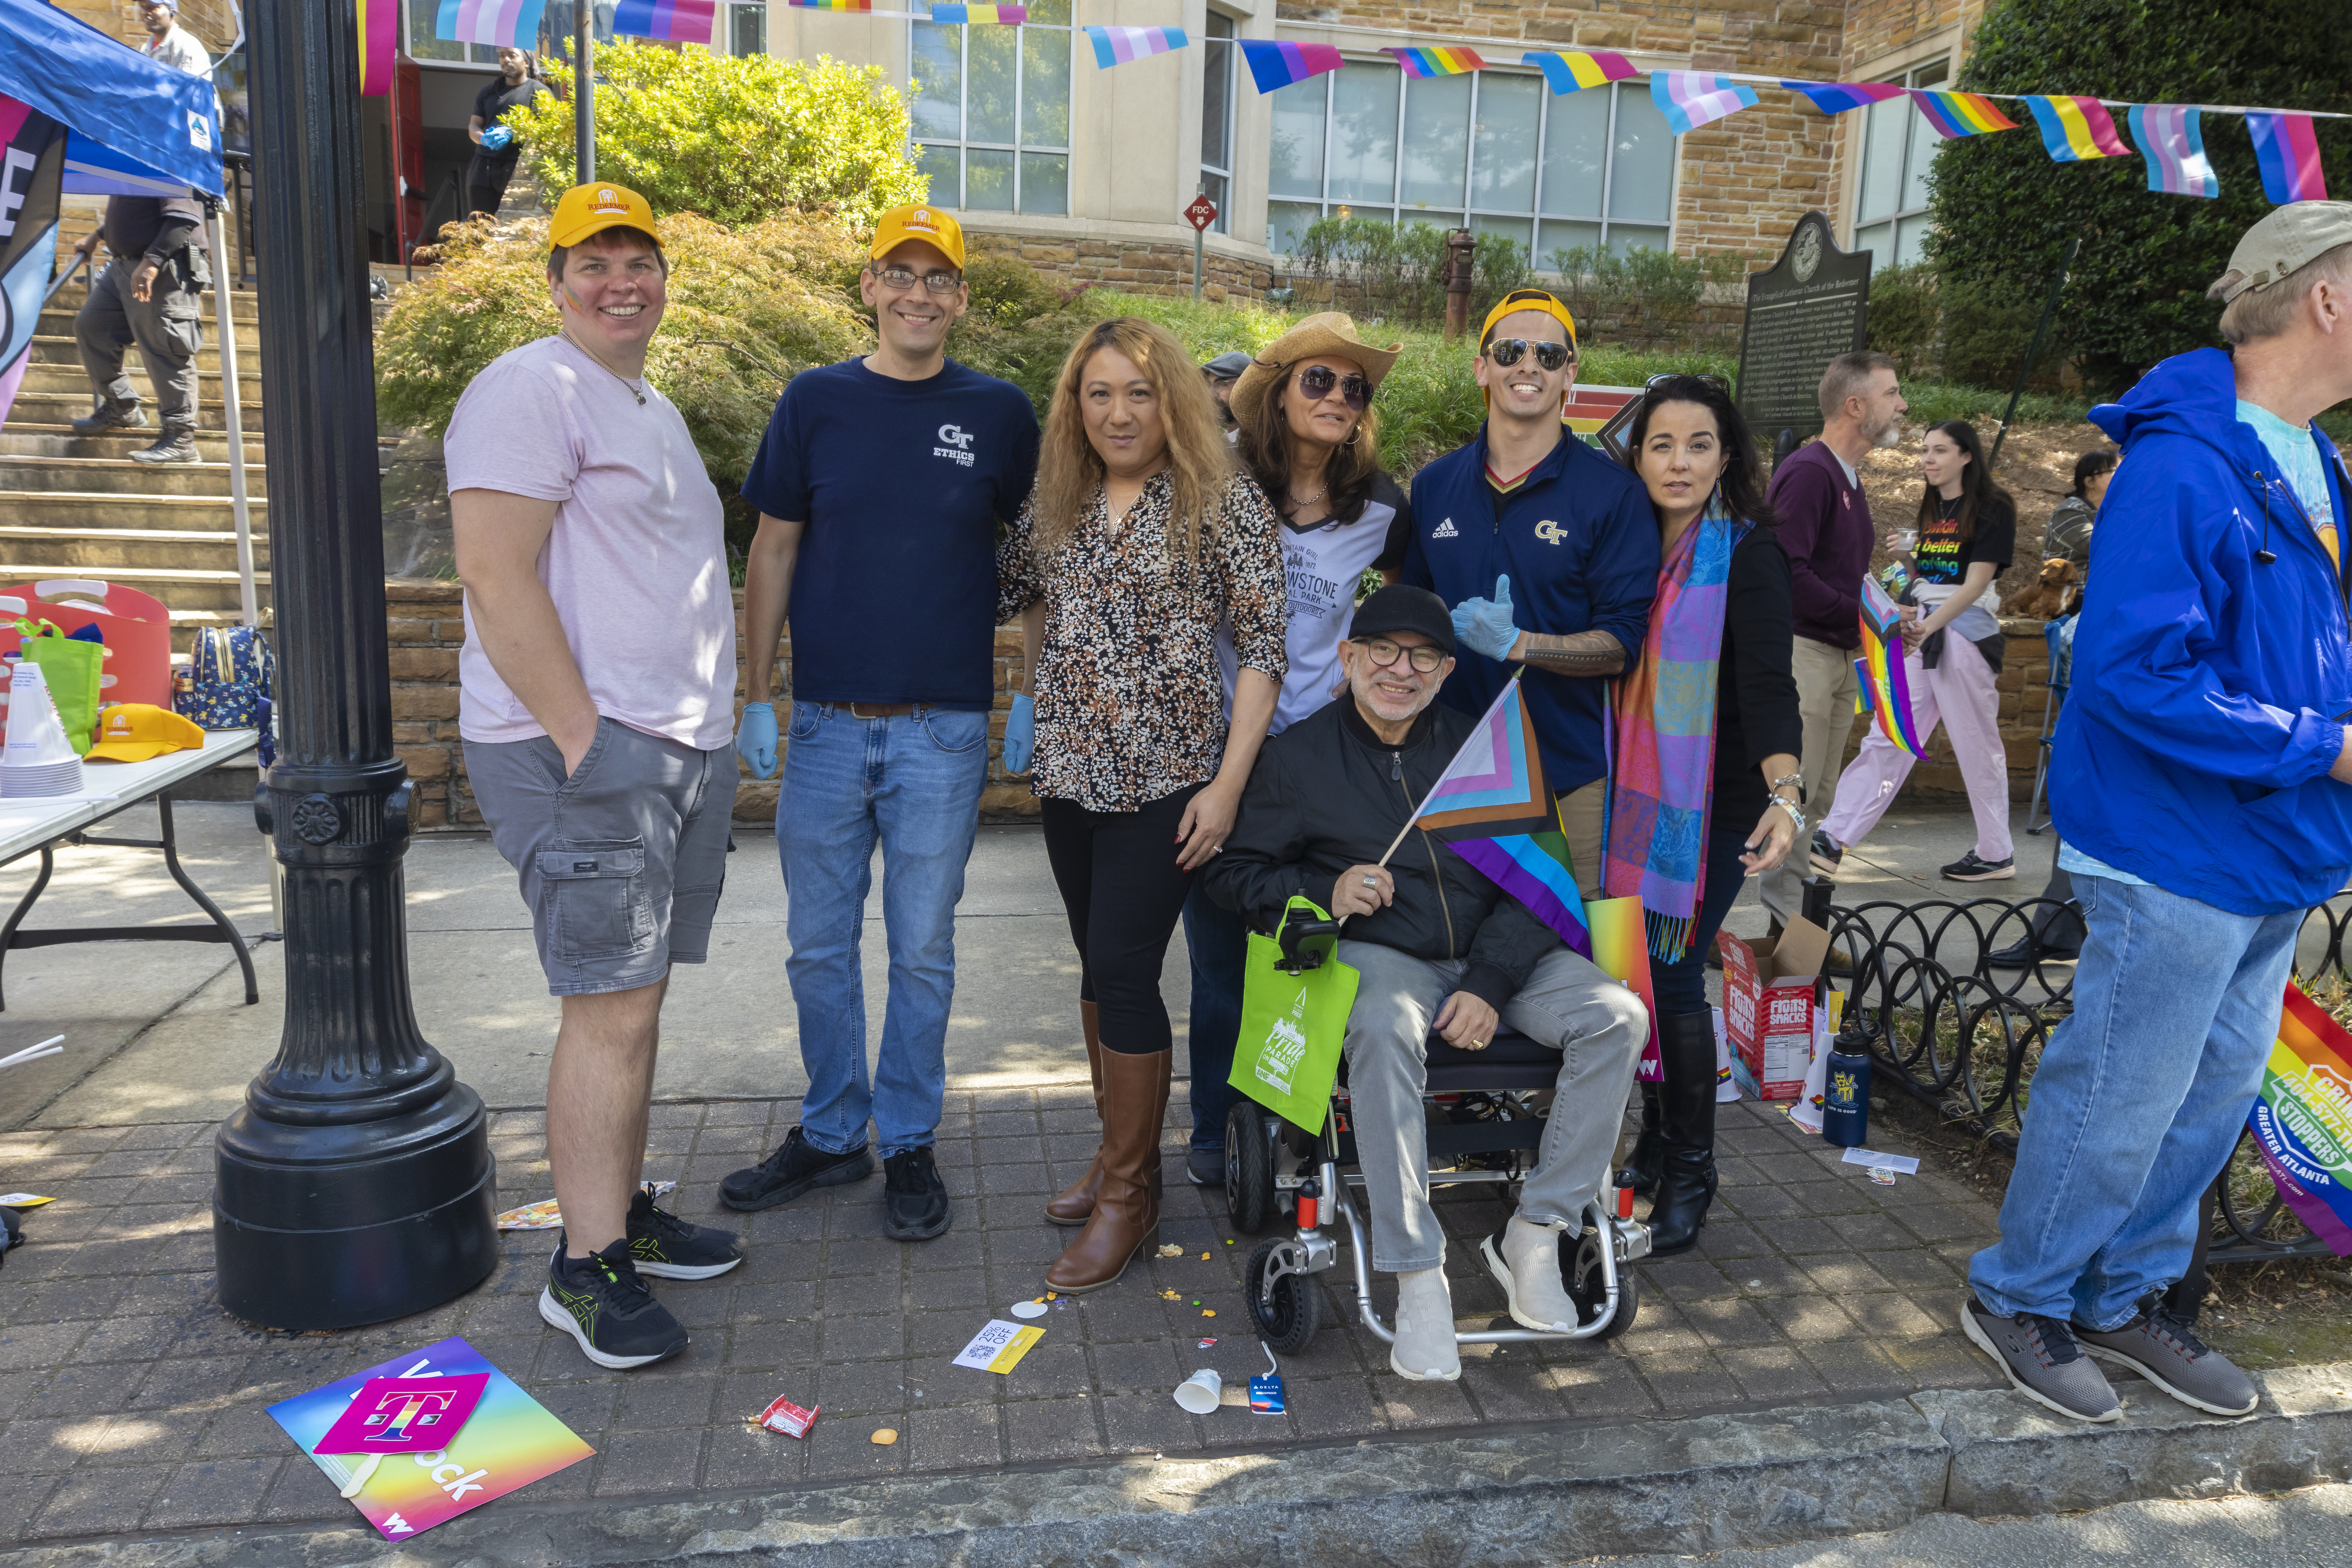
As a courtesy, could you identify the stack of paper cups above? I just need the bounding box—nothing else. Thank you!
[0,662,83,798]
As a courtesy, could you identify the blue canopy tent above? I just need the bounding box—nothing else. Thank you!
[0,0,253,624]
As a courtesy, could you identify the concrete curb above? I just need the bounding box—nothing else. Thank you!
[11,1362,2352,1567]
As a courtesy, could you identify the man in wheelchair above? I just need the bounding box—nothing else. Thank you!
[1205,586,1648,1382]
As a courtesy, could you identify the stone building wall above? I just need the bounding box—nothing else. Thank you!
[964,232,1275,305]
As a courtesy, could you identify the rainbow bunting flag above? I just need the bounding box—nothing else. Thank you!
[1779,79,1904,116]
[2249,111,2329,203]
[1086,25,1186,66]
[2023,94,2131,162]
[434,0,547,47]
[1522,50,1637,95]
[933,3,1026,22]
[1855,576,1928,760]
[1586,894,1661,1082]
[1238,39,1344,95]
[613,0,715,43]
[1651,71,1760,136]
[1390,47,1487,79]
[2127,104,2219,199]
[1908,89,2019,139]
[357,0,395,95]
[2248,983,2352,1256]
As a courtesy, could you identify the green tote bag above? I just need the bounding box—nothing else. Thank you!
[13,619,102,756]
[1229,897,1359,1135]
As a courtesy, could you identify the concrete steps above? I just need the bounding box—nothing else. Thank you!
[0,426,265,464]
[0,454,268,499]
[0,563,269,616]
[26,334,258,376]
[0,525,270,574]
[15,359,264,404]
[3,392,264,432]
[1,492,270,533]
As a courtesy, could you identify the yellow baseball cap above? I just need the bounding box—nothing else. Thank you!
[869,204,965,271]
[549,182,657,249]
[1479,289,1578,353]
[87,703,205,763]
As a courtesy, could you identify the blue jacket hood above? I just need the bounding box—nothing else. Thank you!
[2090,347,2278,490]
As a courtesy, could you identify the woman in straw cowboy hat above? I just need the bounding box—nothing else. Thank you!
[1170,312,1415,1187]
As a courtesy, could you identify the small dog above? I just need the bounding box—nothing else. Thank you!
[2005,557,2079,620]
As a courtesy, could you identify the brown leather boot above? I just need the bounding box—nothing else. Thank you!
[1045,1047,1170,1293]
[1043,1001,1105,1225]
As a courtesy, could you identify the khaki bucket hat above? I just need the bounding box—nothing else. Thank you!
[1229,312,1404,430]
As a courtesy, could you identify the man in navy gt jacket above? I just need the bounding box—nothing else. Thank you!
[1963,204,2352,1426]
[1404,291,1658,897]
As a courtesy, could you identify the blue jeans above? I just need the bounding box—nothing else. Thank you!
[778,702,989,1158]
[1968,872,2301,1329]
[1649,815,1756,1019]
[1181,879,1247,1150]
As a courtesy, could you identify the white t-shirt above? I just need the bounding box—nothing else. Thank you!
[1218,482,1410,735]
[444,335,737,751]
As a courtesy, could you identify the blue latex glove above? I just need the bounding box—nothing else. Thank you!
[1450,573,1520,661]
[736,701,779,780]
[480,124,514,151]
[1003,692,1035,775]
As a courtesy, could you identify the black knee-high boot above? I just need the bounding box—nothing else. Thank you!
[1615,1080,1664,1196]
[1646,1012,1719,1256]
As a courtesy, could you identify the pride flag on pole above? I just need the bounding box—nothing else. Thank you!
[1780,80,1904,116]
[2248,112,2328,203]
[435,0,548,47]
[2128,105,2220,199]
[357,0,395,95]
[1523,50,1637,95]
[613,0,716,43]
[1390,47,1487,79]
[1239,39,1344,95]
[2247,983,2352,1256]
[1650,71,1759,136]
[1086,25,1186,66]
[1909,89,2019,139]
[2023,94,2132,162]
[1855,577,1928,760]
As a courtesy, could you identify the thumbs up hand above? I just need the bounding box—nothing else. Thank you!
[1450,574,1521,661]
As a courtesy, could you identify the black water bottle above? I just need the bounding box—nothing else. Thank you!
[1820,1044,1871,1148]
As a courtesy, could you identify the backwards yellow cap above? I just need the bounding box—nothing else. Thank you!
[869,204,966,271]
[549,182,657,249]
[1478,289,1578,353]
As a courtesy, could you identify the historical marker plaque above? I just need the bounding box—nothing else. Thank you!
[1735,212,1871,447]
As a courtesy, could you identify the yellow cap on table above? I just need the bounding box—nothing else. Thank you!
[549,182,657,249]
[870,204,965,270]
[87,703,205,763]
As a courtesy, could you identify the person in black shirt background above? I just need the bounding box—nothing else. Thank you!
[468,48,550,219]
[67,194,211,466]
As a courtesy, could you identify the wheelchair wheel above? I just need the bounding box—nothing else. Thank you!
[1225,1101,1276,1234]
[1563,1225,1639,1341]
[1246,1236,1321,1353]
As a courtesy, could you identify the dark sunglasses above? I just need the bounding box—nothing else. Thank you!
[1293,365,1371,410]
[1486,338,1572,372]
[1643,372,1732,397]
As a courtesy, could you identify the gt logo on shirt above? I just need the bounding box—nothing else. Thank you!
[934,423,976,467]
[1533,519,1566,543]
[1430,518,1460,539]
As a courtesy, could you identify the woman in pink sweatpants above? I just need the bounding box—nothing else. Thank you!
[1821,420,2019,882]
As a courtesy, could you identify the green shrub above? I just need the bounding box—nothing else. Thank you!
[1549,245,1750,337]
[1865,261,1941,381]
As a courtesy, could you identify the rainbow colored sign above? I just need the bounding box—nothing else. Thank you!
[1522,50,1637,95]
[2024,94,2131,162]
[269,1337,594,1542]
[2248,983,2352,1256]
[1390,47,1487,79]
[1586,894,1662,1082]
[434,0,546,48]
[1909,89,2019,140]
[2249,112,2329,203]
[1238,39,1343,94]
[1855,577,1927,760]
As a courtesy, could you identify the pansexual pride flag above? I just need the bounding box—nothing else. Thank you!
[933,4,1026,22]
[1523,50,1637,95]
[435,0,546,47]
[1780,79,1904,116]
[357,0,396,96]
[2248,983,2352,1256]
[1239,39,1344,95]
[1087,25,1186,66]
[614,0,715,43]
[1390,47,1487,79]
[2127,104,2219,198]
[2249,112,2328,203]
[1651,71,1760,136]
[792,1,874,10]
[1909,89,2019,140]
[2024,94,2131,162]
[1855,576,1928,760]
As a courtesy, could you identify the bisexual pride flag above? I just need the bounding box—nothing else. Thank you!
[2128,105,2220,199]
[435,0,547,48]
[1909,89,2018,140]
[1391,47,1487,79]
[2249,111,2328,204]
[1087,25,1186,67]
[1239,39,1343,95]
[1523,50,1637,95]
[1855,576,1928,760]
[2248,983,2352,1256]
[2023,94,2131,163]
[1781,80,1904,116]
[614,0,717,43]
[1651,71,1759,136]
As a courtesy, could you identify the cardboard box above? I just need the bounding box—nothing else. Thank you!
[1719,916,1829,1102]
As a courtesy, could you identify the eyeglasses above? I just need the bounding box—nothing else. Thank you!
[1356,637,1447,673]
[1486,338,1573,372]
[871,265,963,294]
[1292,366,1371,410]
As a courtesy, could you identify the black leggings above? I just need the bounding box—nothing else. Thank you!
[1041,783,1204,1056]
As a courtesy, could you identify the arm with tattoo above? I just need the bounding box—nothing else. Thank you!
[1508,629,1626,677]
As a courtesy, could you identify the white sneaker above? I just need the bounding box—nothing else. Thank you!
[1484,1216,1580,1334]
[1390,1266,1460,1381]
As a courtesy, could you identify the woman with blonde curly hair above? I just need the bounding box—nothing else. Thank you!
[998,316,1288,1292]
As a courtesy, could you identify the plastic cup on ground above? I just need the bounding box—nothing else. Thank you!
[1173,1368,1222,1414]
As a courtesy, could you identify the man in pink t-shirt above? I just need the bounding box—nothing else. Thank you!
[447,183,742,1372]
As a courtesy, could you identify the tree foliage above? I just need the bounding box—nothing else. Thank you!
[504,41,929,229]
[1930,0,2352,393]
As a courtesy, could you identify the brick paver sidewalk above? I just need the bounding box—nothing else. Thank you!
[0,1089,2003,1546]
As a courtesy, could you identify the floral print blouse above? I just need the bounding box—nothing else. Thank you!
[998,470,1288,814]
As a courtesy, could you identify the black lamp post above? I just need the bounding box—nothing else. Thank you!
[213,0,498,1328]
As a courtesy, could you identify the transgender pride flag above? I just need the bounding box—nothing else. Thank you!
[1650,71,1760,136]
[435,0,546,48]
[2127,104,2219,199]
[1086,25,1187,68]
[613,0,716,43]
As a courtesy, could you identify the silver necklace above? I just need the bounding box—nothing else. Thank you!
[1287,481,1328,513]
[559,328,647,405]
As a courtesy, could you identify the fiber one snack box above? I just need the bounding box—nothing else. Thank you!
[1718,915,1830,1101]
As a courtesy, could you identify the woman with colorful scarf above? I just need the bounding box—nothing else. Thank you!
[1606,376,1804,1255]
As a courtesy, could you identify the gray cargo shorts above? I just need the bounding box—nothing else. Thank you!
[464,716,738,996]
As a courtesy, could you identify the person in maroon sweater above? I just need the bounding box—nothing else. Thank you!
[1756,350,1906,933]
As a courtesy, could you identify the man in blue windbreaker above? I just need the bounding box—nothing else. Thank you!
[1964,204,2352,1426]
[1403,291,1659,897]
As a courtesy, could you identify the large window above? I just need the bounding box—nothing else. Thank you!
[729,0,767,57]
[909,0,1072,216]
[405,0,615,67]
[1851,59,1948,270]
[1198,13,1235,235]
[1267,68,1671,263]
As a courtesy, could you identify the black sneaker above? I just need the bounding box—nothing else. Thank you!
[1185,1146,1223,1186]
[1810,829,1844,878]
[1961,1294,2120,1422]
[1942,852,2016,882]
[883,1146,952,1240]
[128,431,199,465]
[538,1236,688,1370]
[70,404,145,435]
[626,1184,743,1279]
[720,1125,874,1212]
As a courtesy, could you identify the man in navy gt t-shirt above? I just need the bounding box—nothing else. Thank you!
[722,205,1040,1243]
